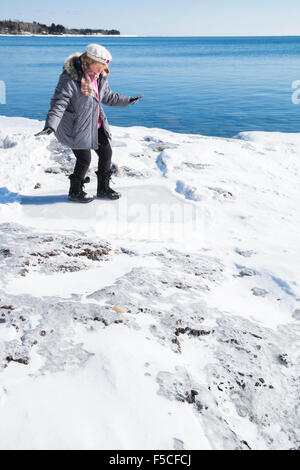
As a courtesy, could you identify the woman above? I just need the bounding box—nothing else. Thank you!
[35,43,143,203]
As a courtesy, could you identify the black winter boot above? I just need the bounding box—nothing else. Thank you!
[95,169,121,200]
[68,174,94,203]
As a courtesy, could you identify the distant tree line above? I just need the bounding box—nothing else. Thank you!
[0,20,120,35]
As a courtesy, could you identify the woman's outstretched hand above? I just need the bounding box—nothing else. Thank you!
[129,95,143,105]
[34,127,54,137]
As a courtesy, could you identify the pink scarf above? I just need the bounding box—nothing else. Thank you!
[80,54,100,97]
[79,54,110,98]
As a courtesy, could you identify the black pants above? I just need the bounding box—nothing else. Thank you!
[71,126,112,180]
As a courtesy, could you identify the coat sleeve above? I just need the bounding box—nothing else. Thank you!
[101,79,131,107]
[45,73,75,131]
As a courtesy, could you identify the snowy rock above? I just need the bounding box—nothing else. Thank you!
[236,249,256,258]
[251,287,268,297]
[239,268,257,277]
[292,309,300,320]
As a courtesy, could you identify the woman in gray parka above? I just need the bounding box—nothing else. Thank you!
[35,43,143,203]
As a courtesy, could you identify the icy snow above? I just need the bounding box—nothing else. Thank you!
[0,115,299,450]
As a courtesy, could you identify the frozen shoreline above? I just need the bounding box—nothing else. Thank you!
[0,114,299,450]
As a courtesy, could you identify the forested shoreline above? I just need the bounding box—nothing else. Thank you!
[0,20,120,35]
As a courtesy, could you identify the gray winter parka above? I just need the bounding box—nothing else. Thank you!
[45,52,131,149]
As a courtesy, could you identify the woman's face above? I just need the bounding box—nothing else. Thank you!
[89,61,108,75]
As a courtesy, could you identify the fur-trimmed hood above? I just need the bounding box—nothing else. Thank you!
[46,52,130,149]
[63,52,110,81]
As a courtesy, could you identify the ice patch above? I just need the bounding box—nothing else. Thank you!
[156,150,170,177]
[175,180,202,201]
[0,188,21,204]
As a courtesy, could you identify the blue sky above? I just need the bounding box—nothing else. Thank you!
[2,0,300,36]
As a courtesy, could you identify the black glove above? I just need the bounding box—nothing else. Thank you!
[34,127,54,137]
[129,95,143,105]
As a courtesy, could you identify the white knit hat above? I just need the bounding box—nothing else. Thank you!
[86,44,112,64]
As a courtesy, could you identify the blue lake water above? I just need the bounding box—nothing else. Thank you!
[1,35,300,137]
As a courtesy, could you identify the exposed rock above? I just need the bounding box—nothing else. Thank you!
[239,268,257,277]
[251,287,268,297]
[6,355,29,365]
[111,306,126,314]
[0,248,12,257]
[278,354,289,367]
[236,249,256,258]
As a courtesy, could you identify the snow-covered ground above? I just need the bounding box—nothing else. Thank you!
[0,115,299,450]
